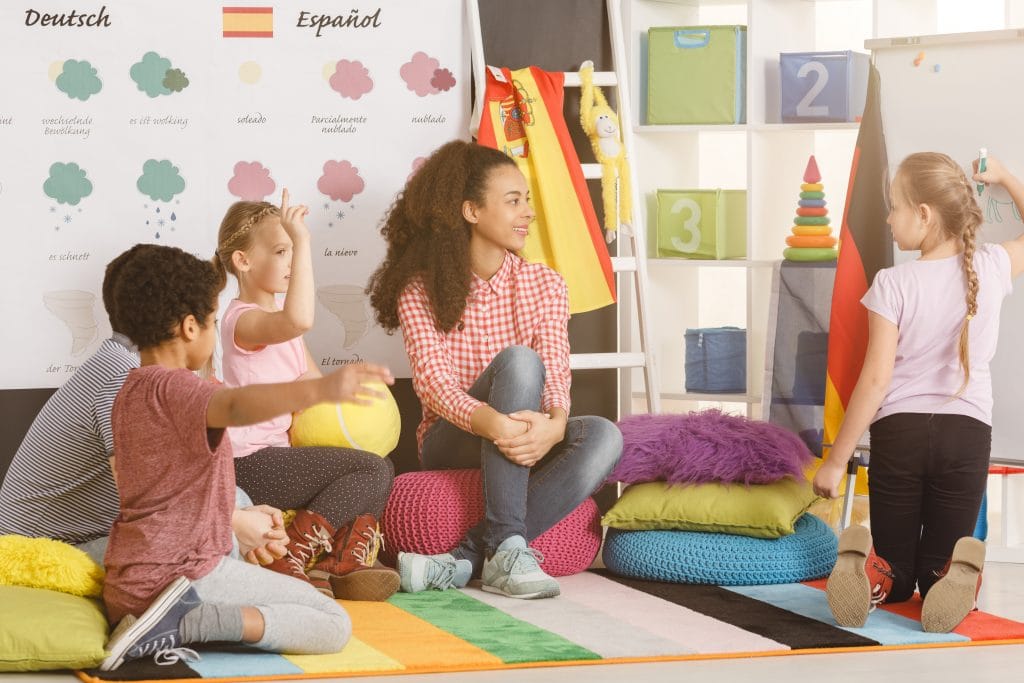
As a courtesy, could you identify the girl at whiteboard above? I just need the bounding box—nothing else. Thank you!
[213,190,398,601]
[366,140,622,599]
[813,153,1024,632]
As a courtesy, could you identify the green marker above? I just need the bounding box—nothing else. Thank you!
[978,147,987,196]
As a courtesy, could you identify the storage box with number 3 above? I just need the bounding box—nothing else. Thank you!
[655,189,746,260]
[780,50,869,123]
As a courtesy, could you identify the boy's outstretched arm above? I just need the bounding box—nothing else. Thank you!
[206,362,393,428]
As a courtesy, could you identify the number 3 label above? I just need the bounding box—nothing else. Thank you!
[670,198,702,253]
[796,61,829,118]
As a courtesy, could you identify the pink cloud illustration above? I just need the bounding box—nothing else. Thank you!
[329,59,373,100]
[400,52,441,97]
[431,68,456,92]
[317,160,365,202]
[407,157,427,183]
[228,161,275,201]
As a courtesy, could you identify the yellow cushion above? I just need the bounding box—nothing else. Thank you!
[289,382,401,457]
[0,586,108,671]
[0,535,104,598]
[601,478,817,538]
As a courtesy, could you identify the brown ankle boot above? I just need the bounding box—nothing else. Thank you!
[263,509,336,597]
[921,537,985,633]
[826,525,895,627]
[309,514,399,601]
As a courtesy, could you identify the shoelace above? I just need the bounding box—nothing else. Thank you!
[153,647,200,666]
[352,526,386,567]
[497,546,546,574]
[868,583,888,612]
[284,525,335,573]
[423,557,458,590]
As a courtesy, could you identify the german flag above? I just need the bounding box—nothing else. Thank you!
[822,64,892,490]
[223,6,273,38]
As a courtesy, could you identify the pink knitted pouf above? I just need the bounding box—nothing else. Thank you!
[381,469,601,577]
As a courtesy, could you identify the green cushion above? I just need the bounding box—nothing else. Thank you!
[0,586,108,671]
[601,477,817,539]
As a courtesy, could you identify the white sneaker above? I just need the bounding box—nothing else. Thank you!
[481,535,560,599]
[397,552,472,592]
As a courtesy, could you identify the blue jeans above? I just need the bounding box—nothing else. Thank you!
[421,346,623,573]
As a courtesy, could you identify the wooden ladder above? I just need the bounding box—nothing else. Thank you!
[466,0,660,416]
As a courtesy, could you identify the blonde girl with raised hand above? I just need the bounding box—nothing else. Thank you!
[213,190,398,601]
[814,153,1024,633]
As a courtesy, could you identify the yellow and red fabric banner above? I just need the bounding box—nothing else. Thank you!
[476,66,615,315]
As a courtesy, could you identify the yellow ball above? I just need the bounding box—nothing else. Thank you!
[289,382,401,457]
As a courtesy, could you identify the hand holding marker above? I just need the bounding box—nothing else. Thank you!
[978,148,987,196]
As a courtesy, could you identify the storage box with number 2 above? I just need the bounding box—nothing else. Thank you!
[780,50,869,123]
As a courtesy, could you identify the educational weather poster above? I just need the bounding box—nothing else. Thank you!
[0,1,469,389]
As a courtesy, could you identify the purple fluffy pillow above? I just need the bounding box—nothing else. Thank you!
[607,410,813,486]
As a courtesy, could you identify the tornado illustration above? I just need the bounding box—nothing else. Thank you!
[44,290,97,355]
[317,284,369,349]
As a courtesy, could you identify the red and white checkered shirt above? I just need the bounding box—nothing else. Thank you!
[397,252,572,455]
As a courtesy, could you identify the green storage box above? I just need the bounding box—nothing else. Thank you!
[647,25,747,124]
[656,189,746,259]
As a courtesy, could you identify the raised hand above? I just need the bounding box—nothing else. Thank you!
[278,188,310,242]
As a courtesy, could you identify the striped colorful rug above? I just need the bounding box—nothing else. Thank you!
[79,570,1024,682]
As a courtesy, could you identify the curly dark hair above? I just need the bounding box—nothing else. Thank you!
[113,243,223,350]
[367,140,517,333]
[102,243,159,334]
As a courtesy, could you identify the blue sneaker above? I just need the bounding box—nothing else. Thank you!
[397,552,472,592]
[481,535,560,599]
[100,576,201,671]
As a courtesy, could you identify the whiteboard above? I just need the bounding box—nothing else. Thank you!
[870,30,1024,463]
[0,1,470,389]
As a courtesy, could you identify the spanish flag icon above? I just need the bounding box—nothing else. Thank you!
[223,6,273,38]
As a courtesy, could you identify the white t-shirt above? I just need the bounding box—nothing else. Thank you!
[862,243,1013,425]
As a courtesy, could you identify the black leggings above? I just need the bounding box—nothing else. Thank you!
[234,447,394,530]
[868,413,990,602]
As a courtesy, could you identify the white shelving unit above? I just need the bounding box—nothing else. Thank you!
[620,0,1024,418]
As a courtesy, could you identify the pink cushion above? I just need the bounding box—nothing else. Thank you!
[381,469,601,577]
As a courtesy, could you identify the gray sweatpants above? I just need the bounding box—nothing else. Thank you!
[188,555,350,654]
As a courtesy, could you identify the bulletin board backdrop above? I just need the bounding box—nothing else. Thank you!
[870,30,1024,463]
[0,0,470,390]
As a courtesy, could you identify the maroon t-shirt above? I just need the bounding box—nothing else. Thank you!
[103,365,234,623]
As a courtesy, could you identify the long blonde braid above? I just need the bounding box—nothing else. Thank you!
[895,153,983,395]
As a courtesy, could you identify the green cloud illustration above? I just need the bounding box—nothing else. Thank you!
[130,51,173,97]
[56,60,102,101]
[137,159,185,201]
[43,162,93,205]
[163,68,189,93]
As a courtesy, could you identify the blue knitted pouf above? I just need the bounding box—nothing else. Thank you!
[603,513,838,585]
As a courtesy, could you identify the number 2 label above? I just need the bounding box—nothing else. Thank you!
[796,61,829,118]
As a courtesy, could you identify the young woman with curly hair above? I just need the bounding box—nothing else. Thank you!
[367,140,623,599]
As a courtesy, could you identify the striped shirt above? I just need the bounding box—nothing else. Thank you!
[0,335,138,543]
[397,252,571,454]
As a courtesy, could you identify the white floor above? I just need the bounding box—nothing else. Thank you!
[4,561,1023,683]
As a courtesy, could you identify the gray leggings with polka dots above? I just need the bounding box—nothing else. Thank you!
[234,447,394,529]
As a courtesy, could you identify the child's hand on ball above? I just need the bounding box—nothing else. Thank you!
[322,362,394,406]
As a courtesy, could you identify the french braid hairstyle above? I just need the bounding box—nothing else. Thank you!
[212,201,281,289]
[895,152,984,394]
[367,140,518,333]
